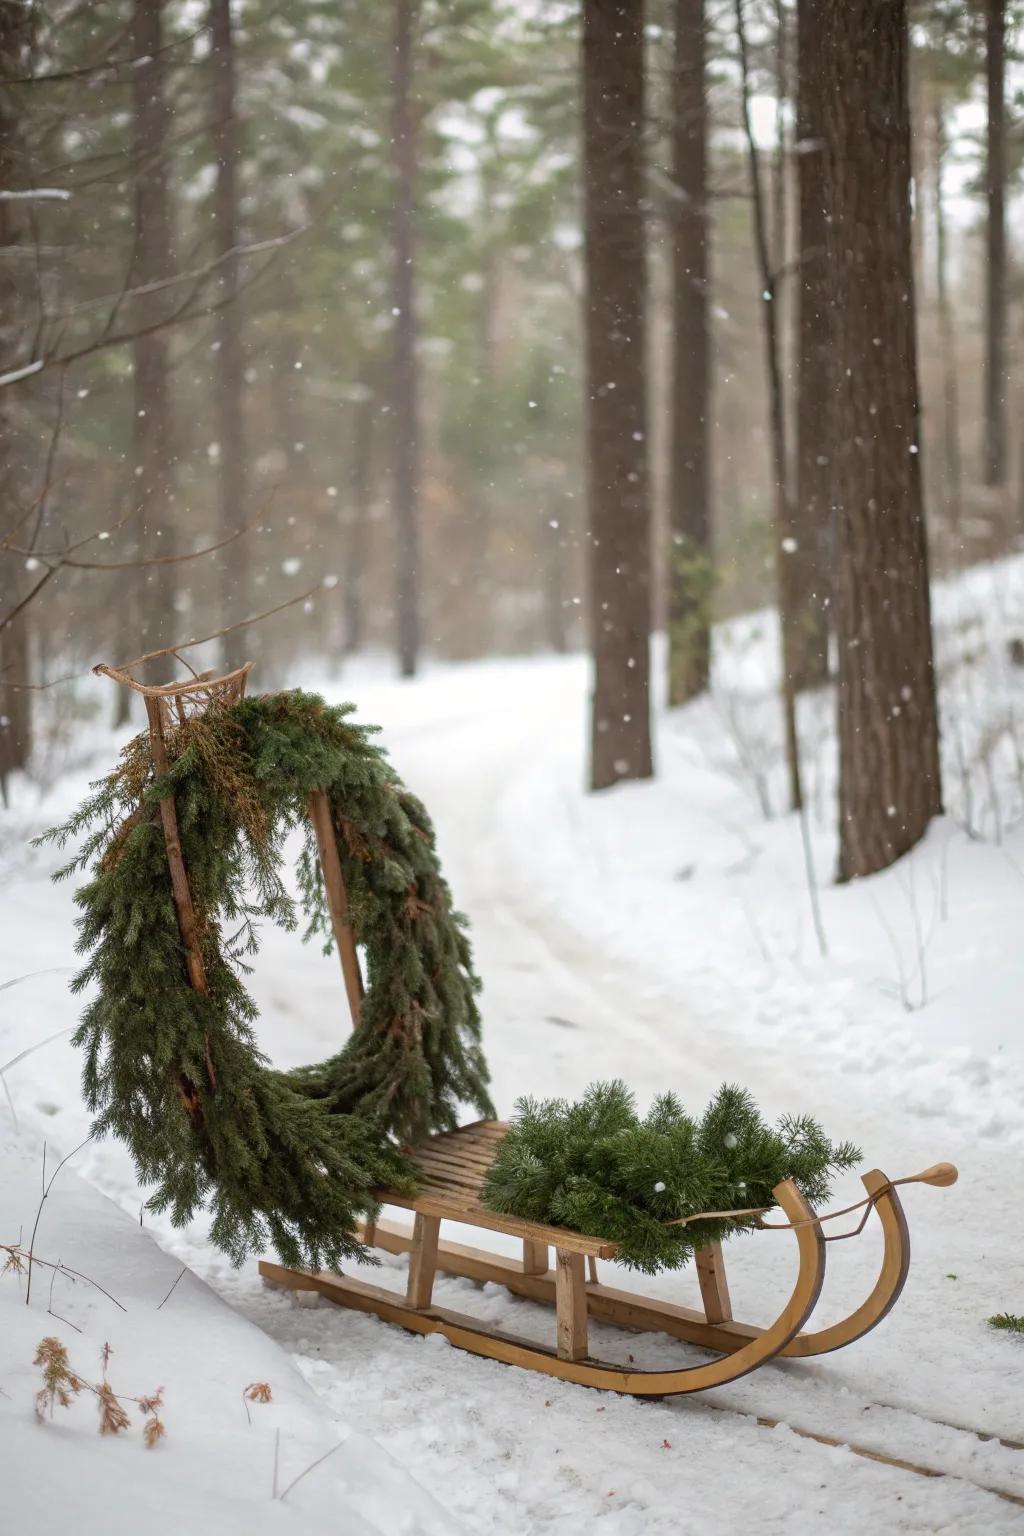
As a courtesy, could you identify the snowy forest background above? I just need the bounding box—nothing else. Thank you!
[2,0,1021,853]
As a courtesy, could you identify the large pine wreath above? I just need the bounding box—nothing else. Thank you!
[42,691,492,1269]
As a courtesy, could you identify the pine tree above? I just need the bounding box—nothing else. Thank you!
[792,0,831,688]
[0,0,34,791]
[820,0,942,879]
[392,0,421,678]
[209,0,251,674]
[667,0,713,706]
[130,0,178,685]
[583,0,654,790]
[983,0,1007,489]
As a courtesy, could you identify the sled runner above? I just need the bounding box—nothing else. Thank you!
[260,1121,957,1396]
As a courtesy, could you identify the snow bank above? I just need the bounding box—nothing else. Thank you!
[0,1136,459,1536]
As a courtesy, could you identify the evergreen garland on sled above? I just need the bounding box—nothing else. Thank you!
[481,1081,861,1273]
[41,691,492,1270]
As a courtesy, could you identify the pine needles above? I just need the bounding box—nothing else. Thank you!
[39,690,492,1272]
[481,1081,861,1273]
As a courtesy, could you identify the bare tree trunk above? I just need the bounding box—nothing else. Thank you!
[131,0,177,686]
[771,0,788,275]
[736,0,803,812]
[792,0,831,688]
[344,378,377,656]
[984,0,1006,489]
[0,1,33,791]
[209,0,250,675]
[583,0,654,789]
[821,0,942,880]
[933,93,962,525]
[392,0,420,678]
[667,0,712,706]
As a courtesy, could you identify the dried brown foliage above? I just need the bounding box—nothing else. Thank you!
[103,704,270,875]
[2,1245,26,1276]
[244,1381,272,1403]
[97,1380,131,1436]
[143,1413,167,1448]
[32,1336,167,1447]
[34,1335,83,1420]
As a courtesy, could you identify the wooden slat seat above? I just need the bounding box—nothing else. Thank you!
[377,1120,620,1261]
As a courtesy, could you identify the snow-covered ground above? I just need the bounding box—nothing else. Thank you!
[0,1138,458,1535]
[2,559,1024,1532]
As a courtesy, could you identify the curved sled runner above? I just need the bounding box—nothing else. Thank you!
[260,1121,958,1396]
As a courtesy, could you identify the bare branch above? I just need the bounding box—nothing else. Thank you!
[101,582,324,675]
[0,22,209,88]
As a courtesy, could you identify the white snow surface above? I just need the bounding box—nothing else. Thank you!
[2,562,1024,1532]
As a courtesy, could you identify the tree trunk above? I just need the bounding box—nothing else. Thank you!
[736,0,803,812]
[933,92,962,525]
[131,0,177,686]
[209,0,250,675]
[392,0,420,678]
[984,0,1006,489]
[583,0,654,789]
[344,378,377,656]
[792,0,831,688]
[820,0,942,880]
[0,1,33,790]
[667,0,712,706]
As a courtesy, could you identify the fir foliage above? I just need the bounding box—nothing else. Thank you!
[40,691,492,1271]
[481,1081,861,1274]
[988,1312,1024,1336]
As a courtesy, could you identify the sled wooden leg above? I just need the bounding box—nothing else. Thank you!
[555,1248,588,1361]
[407,1214,441,1309]
[523,1239,548,1275]
[695,1241,732,1325]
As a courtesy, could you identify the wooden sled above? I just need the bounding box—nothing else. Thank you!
[261,1120,958,1397]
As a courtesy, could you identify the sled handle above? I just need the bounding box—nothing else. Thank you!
[666,1160,960,1234]
[901,1162,958,1189]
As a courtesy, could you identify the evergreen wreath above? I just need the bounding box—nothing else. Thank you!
[42,690,492,1270]
[481,1081,861,1273]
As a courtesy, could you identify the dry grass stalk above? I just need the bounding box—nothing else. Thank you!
[97,1380,131,1436]
[33,1335,83,1419]
[32,1335,166,1447]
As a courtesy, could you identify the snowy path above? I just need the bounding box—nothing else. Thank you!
[2,653,1023,1531]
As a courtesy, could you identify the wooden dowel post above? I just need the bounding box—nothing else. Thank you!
[145,696,208,998]
[522,1239,548,1275]
[695,1241,733,1324]
[554,1248,588,1361]
[307,788,364,1030]
[406,1214,440,1309]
